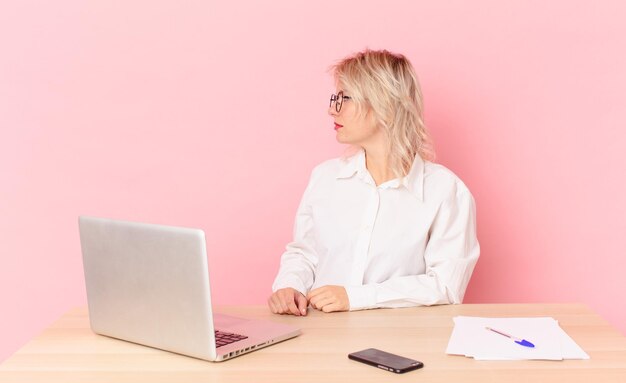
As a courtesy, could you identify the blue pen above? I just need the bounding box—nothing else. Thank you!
[485,327,535,348]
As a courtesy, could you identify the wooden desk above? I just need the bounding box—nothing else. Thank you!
[1,304,625,382]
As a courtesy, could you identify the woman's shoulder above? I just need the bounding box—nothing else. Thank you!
[422,161,472,198]
[310,153,359,179]
[312,157,345,173]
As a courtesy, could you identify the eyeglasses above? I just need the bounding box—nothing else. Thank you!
[329,91,352,113]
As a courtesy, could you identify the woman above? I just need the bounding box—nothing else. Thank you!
[268,49,479,316]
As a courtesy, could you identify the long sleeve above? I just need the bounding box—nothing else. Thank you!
[345,180,480,310]
[271,170,320,296]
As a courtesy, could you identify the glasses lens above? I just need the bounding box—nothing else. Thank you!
[329,94,337,108]
[336,91,343,112]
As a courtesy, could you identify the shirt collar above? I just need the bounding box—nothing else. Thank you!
[402,153,425,202]
[336,149,367,180]
[336,149,425,202]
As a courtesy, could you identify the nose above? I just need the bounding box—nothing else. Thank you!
[328,104,338,116]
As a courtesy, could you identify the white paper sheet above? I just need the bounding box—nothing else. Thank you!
[446,316,589,360]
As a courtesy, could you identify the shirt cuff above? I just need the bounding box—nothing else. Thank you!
[345,284,378,311]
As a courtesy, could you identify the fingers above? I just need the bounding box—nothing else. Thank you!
[274,292,289,313]
[295,293,308,316]
[268,286,348,315]
[306,286,328,301]
[307,285,349,313]
[286,298,301,316]
[321,302,342,313]
[307,289,334,311]
[267,288,307,316]
[268,294,284,314]
[306,288,324,309]
[311,296,335,310]
[275,290,293,315]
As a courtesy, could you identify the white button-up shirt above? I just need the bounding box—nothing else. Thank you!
[272,149,480,310]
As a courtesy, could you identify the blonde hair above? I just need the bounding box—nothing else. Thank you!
[331,49,435,178]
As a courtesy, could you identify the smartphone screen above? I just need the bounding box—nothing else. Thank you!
[348,348,424,374]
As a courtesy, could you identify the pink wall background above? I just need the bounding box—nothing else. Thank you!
[1,1,625,362]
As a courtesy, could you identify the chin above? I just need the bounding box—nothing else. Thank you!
[335,133,349,144]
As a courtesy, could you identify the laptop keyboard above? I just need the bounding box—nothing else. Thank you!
[215,330,248,348]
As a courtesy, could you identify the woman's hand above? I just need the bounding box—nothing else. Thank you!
[307,285,349,313]
[268,288,308,316]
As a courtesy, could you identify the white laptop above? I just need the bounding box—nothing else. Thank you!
[78,216,300,361]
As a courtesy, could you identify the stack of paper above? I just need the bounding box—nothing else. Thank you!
[446,316,589,360]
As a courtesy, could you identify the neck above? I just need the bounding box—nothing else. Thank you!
[364,147,393,186]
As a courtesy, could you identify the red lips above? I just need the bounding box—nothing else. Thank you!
[334,123,343,130]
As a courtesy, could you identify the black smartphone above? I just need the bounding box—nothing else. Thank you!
[348,348,424,374]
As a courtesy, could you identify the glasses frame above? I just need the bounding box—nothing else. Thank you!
[329,91,351,113]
